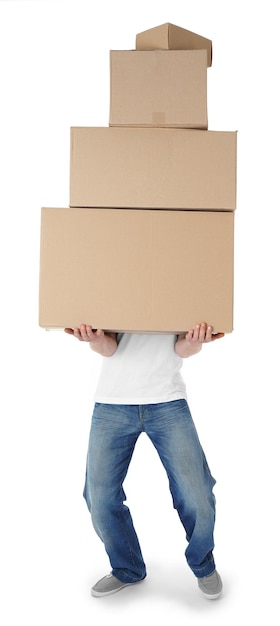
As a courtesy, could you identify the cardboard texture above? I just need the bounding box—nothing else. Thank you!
[39,207,234,334]
[70,127,237,210]
[109,50,208,129]
[136,22,212,67]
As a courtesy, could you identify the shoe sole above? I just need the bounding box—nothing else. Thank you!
[199,588,223,600]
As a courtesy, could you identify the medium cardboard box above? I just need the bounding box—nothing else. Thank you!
[136,22,212,67]
[39,207,234,333]
[109,49,208,129]
[69,127,237,210]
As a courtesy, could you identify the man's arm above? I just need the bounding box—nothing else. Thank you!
[64,325,118,356]
[175,322,224,358]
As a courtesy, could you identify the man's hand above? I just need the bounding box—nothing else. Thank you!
[65,325,103,342]
[175,323,224,358]
[64,325,117,356]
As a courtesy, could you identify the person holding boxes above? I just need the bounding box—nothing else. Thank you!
[47,21,234,603]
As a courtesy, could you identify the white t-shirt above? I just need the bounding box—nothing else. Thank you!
[94,333,187,405]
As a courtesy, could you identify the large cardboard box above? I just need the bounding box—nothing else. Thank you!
[136,22,212,67]
[39,207,234,333]
[69,127,237,210]
[109,50,208,129]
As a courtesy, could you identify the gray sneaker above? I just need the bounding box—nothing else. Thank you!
[197,570,223,599]
[91,573,144,597]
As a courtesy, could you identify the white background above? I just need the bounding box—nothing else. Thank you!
[0,0,279,623]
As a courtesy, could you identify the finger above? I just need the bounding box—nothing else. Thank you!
[211,332,225,341]
[85,326,103,341]
[197,322,207,342]
[79,324,91,341]
[73,327,83,340]
[205,325,214,342]
[95,328,104,338]
[191,325,201,341]
[85,325,95,338]
[64,328,74,335]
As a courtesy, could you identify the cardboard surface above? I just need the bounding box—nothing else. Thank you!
[70,127,237,210]
[136,22,212,67]
[109,50,208,129]
[39,207,234,333]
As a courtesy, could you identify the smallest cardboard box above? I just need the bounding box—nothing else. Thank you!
[136,22,212,67]
[39,208,234,334]
[109,49,208,129]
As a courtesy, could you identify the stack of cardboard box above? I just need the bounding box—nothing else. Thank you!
[39,23,237,334]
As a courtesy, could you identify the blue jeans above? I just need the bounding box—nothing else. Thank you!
[83,399,217,583]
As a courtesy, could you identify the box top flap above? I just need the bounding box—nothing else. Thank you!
[136,22,212,67]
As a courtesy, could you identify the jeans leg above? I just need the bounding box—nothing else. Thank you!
[83,403,146,583]
[144,400,217,578]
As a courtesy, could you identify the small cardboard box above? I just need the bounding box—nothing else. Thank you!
[39,207,234,333]
[109,49,208,129]
[136,22,212,67]
[69,127,237,210]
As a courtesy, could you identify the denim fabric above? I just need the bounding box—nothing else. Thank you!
[83,399,217,583]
